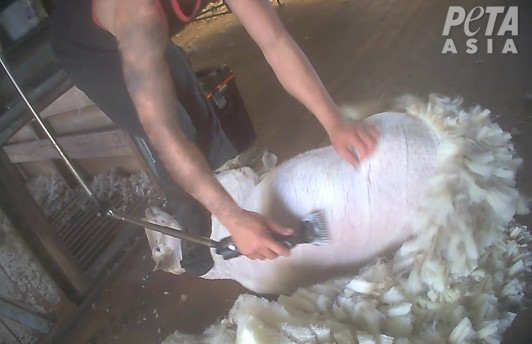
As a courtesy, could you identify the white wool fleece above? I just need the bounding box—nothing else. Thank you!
[163,95,530,344]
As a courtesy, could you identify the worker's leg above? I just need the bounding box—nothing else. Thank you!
[164,43,236,168]
[161,43,237,275]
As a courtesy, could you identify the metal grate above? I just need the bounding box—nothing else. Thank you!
[46,193,149,277]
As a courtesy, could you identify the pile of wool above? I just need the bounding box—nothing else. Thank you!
[89,168,160,211]
[27,169,159,216]
[163,96,530,343]
[26,173,77,217]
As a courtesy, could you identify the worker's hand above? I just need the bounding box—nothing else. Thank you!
[226,210,294,260]
[327,118,379,166]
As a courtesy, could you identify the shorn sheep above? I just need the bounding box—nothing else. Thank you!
[144,95,530,343]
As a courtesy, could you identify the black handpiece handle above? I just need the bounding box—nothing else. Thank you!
[215,236,241,260]
[215,233,304,260]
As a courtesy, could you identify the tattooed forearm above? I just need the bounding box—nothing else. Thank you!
[113,0,242,222]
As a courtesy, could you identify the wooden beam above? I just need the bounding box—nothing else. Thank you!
[0,148,90,302]
[29,121,80,188]
[0,70,72,146]
[0,297,53,334]
[3,129,133,163]
[40,86,94,118]
[45,104,114,135]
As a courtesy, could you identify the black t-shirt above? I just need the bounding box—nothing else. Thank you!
[51,0,213,57]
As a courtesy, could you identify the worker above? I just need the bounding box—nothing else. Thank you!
[50,0,379,276]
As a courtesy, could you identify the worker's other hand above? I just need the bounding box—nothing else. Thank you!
[327,118,379,166]
[227,210,294,260]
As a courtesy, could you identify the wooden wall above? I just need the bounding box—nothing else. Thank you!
[3,86,144,179]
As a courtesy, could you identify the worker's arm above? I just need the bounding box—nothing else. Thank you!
[111,0,291,260]
[226,0,378,165]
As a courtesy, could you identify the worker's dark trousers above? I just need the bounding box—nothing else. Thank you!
[54,43,237,276]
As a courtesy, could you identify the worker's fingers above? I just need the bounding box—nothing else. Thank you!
[267,219,294,237]
[344,145,360,166]
[359,123,379,152]
[260,247,279,260]
[267,239,291,257]
[352,133,369,160]
[342,145,361,166]
[248,248,277,260]
[343,123,379,165]
[264,220,293,257]
[259,231,290,258]
[239,238,281,260]
[365,123,380,141]
[352,127,374,159]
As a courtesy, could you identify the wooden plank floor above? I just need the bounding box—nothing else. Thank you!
[54,0,532,343]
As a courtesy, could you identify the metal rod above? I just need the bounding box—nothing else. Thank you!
[0,56,97,201]
[0,56,216,248]
[106,210,216,247]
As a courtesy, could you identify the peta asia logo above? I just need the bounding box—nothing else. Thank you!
[442,6,518,54]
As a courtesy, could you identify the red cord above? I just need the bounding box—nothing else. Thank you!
[170,0,202,23]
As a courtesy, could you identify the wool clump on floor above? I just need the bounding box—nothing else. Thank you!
[26,169,160,216]
[162,95,531,344]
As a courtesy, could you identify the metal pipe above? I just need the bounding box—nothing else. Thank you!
[0,56,216,247]
[0,56,97,201]
[106,209,216,247]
